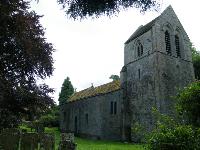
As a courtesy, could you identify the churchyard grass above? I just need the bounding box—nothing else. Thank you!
[48,127,144,150]
[75,137,145,150]
[19,126,144,150]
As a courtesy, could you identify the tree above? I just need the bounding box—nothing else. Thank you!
[109,75,120,81]
[146,82,200,150]
[0,0,54,129]
[38,105,60,127]
[57,0,160,19]
[58,77,74,105]
[191,44,200,80]
[176,81,200,127]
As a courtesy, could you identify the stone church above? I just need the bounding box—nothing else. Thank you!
[60,6,194,141]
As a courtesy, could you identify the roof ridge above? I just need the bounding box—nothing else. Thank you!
[68,80,120,102]
[125,16,159,44]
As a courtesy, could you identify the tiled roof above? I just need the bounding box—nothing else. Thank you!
[68,80,120,102]
[125,17,159,44]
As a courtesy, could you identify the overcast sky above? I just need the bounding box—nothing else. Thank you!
[30,0,200,103]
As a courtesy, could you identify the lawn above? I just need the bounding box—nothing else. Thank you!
[20,126,145,150]
[75,137,144,150]
[46,127,145,150]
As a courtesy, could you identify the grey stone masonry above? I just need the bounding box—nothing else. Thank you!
[60,90,122,140]
[60,5,195,142]
[122,5,194,141]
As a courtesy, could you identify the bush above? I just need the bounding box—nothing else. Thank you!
[176,81,200,127]
[39,114,59,127]
[37,105,59,128]
[147,124,199,150]
[146,81,200,150]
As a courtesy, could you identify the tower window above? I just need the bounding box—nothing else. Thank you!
[165,31,171,54]
[137,42,143,57]
[138,69,141,79]
[175,35,181,57]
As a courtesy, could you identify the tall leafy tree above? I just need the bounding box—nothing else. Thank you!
[57,0,160,19]
[58,77,74,105]
[191,44,200,80]
[176,81,200,127]
[0,0,54,129]
[109,75,120,81]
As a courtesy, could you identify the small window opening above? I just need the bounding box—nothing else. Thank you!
[165,31,171,54]
[85,113,88,125]
[175,35,181,57]
[110,101,113,114]
[114,102,117,114]
[138,69,141,79]
[63,112,66,122]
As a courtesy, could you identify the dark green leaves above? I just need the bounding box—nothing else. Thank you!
[58,77,74,105]
[57,0,159,19]
[0,0,55,128]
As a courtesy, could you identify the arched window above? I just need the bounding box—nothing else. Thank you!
[165,30,171,54]
[137,42,143,57]
[175,35,181,57]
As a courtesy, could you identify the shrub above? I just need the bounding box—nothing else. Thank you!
[39,114,59,127]
[146,124,199,150]
[131,122,145,143]
[176,81,200,127]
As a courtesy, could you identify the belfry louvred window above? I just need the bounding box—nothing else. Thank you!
[165,31,171,54]
[175,35,181,57]
[137,42,143,57]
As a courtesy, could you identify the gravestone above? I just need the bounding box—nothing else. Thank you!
[60,133,74,143]
[0,128,20,150]
[59,133,76,150]
[39,133,55,150]
[59,140,76,150]
[21,133,39,150]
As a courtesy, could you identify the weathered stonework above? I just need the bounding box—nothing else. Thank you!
[60,5,195,142]
[60,90,122,140]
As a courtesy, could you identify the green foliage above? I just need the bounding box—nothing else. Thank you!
[58,77,74,105]
[109,75,120,81]
[131,122,146,142]
[146,82,200,150]
[0,0,54,128]
[176,81,200,127]
[147,124,199,150]
[38,106,60,127]
[191,44,200,80]
[146,108,200,150]
[57,0,160,19]
[152,107,178,129]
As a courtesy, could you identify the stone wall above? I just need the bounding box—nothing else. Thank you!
[122,6,195,142]
[60,90,122,140]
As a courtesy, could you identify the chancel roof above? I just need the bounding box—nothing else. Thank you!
[68,80,120,102]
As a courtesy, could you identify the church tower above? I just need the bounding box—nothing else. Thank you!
[120,6,195,141]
